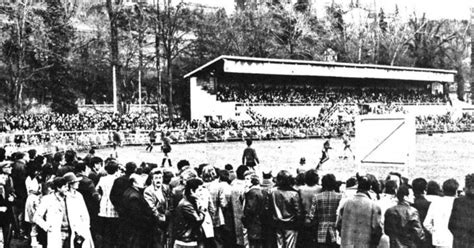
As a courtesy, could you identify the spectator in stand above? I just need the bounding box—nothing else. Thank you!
[230,165,249,248]
[271,170,301,248]
[121,173,156,248]
[412,177,432,248]
[385,185,425,248]
[307,173,342,248]
[174,178,206,248]
[242,139,259,169]
[242,172,264,248]
[424,178,459,248]
[449,174,474,248]
[338,175,383,248]
[96,161,120,248]
[299,169,322,248]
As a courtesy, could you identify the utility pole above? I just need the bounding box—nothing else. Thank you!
[113,65,118,113]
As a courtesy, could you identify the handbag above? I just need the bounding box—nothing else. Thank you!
[74,232,85,248]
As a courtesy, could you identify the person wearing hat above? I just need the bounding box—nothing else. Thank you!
[0,161,15,247]
[33,177,73,248]
[64,172,94,248]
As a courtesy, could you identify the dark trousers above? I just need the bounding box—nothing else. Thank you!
[101,217,120,248]
[1,222,12,247]
[249,239,263,248]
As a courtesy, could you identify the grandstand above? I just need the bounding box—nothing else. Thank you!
[185,55,457,121]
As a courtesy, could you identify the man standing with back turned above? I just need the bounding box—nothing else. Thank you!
[242,139,259,169]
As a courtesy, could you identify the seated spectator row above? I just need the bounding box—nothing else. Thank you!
[216,84,447,104]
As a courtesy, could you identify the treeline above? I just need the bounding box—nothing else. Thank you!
[0,1,470,118]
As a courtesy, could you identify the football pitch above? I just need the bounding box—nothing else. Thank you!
[89,132,474,184]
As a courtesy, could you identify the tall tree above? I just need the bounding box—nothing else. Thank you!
[0,2,48,111]
[41,0,77,113]
[157,1,198,120]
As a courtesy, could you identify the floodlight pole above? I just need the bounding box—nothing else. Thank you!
[113,65,118,113]
[139,70,142,113]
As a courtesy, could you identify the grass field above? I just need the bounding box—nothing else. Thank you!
[88,132,474,184]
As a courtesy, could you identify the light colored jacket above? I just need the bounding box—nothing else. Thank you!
[338,193,383,248]
[34,191,94,248]
[143,184,167,219]
[424,196,455,247]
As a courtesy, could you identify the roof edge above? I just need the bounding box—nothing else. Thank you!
[184,55,458,79]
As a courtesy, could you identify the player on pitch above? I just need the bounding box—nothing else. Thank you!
[316,138,331,170]
[242,139,259,170]
[146,127,157,152]
[161,131,172,167]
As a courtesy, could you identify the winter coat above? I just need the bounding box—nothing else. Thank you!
[448,194,474,248]
[34,191,94,248]
[384,201,425,248]
[338,192,383,248]
[271,186,302,230]
[243,186,264,240]
[174,196,205,243]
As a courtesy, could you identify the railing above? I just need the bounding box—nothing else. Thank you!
[2,124,474,155]
[234,102,446,107]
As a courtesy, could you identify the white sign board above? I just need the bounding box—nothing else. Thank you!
[354,114,416,171]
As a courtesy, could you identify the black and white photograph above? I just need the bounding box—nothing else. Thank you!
[0,0,473,247]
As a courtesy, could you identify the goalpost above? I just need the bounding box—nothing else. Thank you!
[354,114,416,174]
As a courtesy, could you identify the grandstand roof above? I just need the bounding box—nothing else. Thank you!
[184,55,456,83]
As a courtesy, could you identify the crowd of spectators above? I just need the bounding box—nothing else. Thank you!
[2,113,162,132]
[1,147,473,248]
[3,111,474,151]
[216,84,447,105]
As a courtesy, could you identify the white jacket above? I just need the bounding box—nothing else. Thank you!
[423,196,455,247]
[34,191,94,248]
